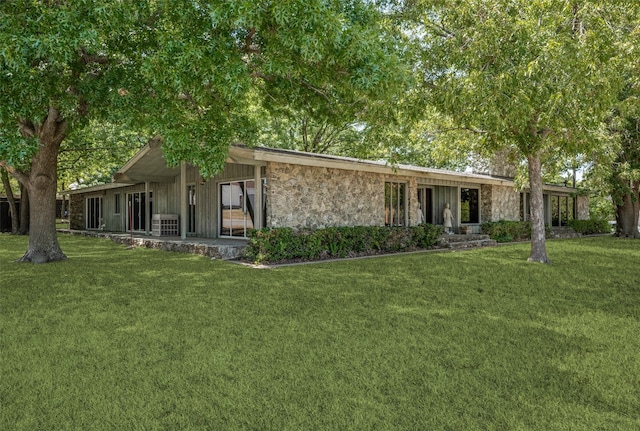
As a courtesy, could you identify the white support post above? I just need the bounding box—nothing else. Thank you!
[180,162,187,240]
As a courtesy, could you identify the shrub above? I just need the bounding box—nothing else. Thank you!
[568,219,611,235]
[481,220,533,242]
[245,224,444,264]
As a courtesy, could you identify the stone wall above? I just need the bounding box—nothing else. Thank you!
[480,184,520,222]
[69,194,84,230]
[266,162,391,229]
[576,195,589,220]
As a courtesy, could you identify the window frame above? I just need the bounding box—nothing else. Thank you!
[385,181,407,227]
[460,187,480,224]
[86,196,103,230]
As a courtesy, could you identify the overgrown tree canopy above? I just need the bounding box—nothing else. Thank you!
[410,0,634,262]
[0,0,407,262]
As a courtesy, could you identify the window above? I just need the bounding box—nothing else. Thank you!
[187,185,196,234]
[114,194,121,214]
[220,178,266,238]
[385,182,406,226]
[460,188,479,224]
[551,195,575,226]
[86,196,103,230]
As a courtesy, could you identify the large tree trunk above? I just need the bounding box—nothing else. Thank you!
[12,108,68,263]
[614,180,640,238]
[1,168,19,233]
[18,183,29,235]
[527,152,550,263]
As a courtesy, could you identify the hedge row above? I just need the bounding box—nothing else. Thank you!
[567,219,611,235]
[481,219,611,242]
[480,220,536,243]
[245,224,444,264]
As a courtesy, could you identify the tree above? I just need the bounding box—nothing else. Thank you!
[608,113,640,237]
[0,0,405,262]
[412,0,630,262]
[586,90,640,238]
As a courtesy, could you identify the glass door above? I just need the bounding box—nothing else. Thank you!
[86,196,103,230]
[126,191,152,232]
[220,179,263,238]
[417,187,433,224]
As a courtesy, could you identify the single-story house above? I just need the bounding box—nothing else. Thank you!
[66,140,588,239]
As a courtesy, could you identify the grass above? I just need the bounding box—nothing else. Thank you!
[1,234,639,430]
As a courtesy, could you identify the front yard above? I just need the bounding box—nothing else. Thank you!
[1,234,639,430]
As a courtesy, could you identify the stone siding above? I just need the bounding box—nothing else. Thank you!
[266,162,390,229]
[480,184,520,222]
[576,195,589,220]
[69,194,84,230]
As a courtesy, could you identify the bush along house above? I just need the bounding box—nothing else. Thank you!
[67,139,589,239]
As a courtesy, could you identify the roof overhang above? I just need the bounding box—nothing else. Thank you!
[67,141,579,195]
[250,146,515,186]
[113,137,180,183]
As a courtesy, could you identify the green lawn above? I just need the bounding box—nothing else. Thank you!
[1,234,639,430]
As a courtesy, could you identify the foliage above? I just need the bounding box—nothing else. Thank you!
[0,0,407,174]
[481,220,534,243]
[588,194,616,222]
[584,83,640,237]
[245,224,444,264]
[58,121,147,188]
[568,219,612,235]
[2,234,640,430]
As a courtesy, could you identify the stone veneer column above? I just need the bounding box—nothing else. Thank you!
[481,184,521,222]
[69,194,84,230]
[481,184,493,222]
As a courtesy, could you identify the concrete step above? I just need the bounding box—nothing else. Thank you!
[549,227,581,239]
[438,234,497,249]
[448,239,498,249]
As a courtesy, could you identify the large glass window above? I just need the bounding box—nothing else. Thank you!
[460,188,479,224]
[520,192,531,221]
[126,191,152,232]
[417,187,433,224]
[86,196,103,230]
[114,194,121,215]
[551,195,575,226]
[220,179,266,238]
[385,182,406,226]
[187,185,196,234]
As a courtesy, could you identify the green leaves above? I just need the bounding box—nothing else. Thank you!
[1,0,410,179]
[418,0,628,157]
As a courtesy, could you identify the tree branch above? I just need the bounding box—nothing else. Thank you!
[18,119,36,139]
[299,79,331,102]
[0,161,30,186]
[78,47,110,65]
